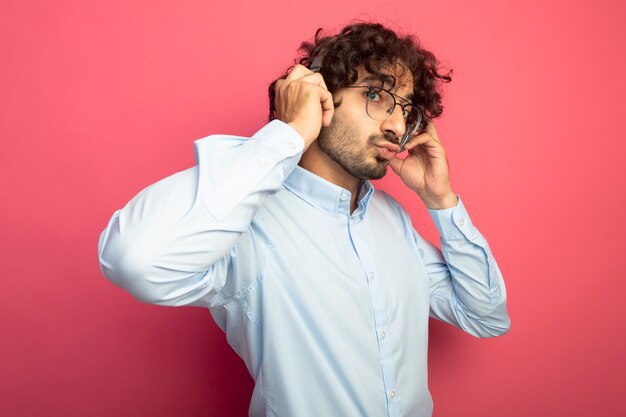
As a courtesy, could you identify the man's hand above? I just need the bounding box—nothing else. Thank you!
[274,65,334,149]
[388,122,458,210]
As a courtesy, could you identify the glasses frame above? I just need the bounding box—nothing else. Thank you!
[342,85,423,149]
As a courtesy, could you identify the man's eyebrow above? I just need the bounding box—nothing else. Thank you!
[401,92,414,103]
[358,74,415,103]
[360,74,384,84]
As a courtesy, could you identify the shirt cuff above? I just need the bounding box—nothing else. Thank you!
[428,196,477,241]
[194,120,305,221]
[252,120,305,176]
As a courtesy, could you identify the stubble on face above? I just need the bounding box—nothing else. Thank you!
[316,62,413,181]
[317,120,398,180]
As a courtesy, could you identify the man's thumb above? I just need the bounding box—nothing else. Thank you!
[388,158,403,176]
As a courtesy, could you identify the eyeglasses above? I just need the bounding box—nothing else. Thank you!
[343,85,423,149]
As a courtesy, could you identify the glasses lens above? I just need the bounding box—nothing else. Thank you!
[364,88,395,121]
[363,87,423,135]
[404,105,422,134]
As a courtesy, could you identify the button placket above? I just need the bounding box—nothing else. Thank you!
[349,220,400,417]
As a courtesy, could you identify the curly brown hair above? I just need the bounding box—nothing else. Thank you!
[268,22,452,130]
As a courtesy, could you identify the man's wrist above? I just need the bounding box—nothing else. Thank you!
[424,192,458,210]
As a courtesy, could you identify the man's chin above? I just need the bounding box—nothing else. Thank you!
[369,168,388,180]
[356,161,389,180]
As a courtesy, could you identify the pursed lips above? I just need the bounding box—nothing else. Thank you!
[373,141,401,160]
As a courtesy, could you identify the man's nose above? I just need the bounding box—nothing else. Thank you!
[381,104,406,139]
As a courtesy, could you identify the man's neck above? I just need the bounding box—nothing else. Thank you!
[298,141,360,213]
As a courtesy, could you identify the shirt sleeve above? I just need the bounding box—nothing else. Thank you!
[414,196,510,338]
[97,120,304,307]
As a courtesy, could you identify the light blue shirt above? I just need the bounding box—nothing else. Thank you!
[98,120,510,417]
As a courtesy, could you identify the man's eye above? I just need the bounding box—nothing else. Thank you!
[365,88,381,101]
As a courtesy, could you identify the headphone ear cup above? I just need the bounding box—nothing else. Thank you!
[309,52,326,73]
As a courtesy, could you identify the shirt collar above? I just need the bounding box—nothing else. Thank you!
[284,165,374,220]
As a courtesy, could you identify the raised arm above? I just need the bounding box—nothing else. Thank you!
[98,121,304,307]
[390,122,509,337]
[98,64,333,308]
[416,198,510,337]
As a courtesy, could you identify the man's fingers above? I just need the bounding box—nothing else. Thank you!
[283,65,329,91]
[403,132,433,150]
[319,90,335,126]
[299,72,328,89]
[388,157,404,176]
[284,64,314,83]
[283,69,334,126]
[274,64,335,142]
[425,121,440,142]
[402,120,444,151]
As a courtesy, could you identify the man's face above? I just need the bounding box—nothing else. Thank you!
[317,63,414,180]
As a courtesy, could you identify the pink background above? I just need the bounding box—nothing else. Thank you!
[2,0,625,415]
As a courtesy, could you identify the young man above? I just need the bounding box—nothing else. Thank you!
[99,23,510,417]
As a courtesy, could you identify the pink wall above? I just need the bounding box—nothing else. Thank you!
[1,0,625,415]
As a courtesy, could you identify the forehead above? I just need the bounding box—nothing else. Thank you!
[356,62,414,98]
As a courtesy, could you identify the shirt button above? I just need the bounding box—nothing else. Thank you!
[380,330,386,340]
[258,160,266,168]
[389,389,396,398]
[459,217,465,226]
[340,192,349,201]
[289,142,296,150]
[369,272,375,280]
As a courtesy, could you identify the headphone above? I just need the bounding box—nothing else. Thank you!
[309,51,326,73]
